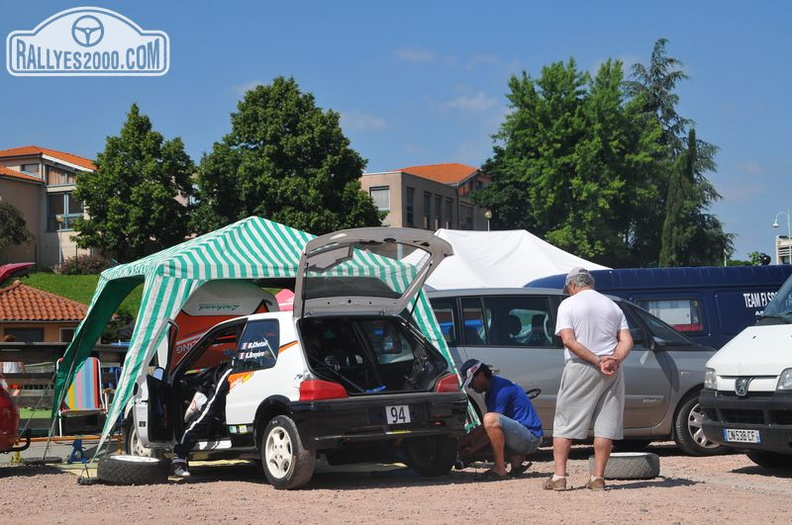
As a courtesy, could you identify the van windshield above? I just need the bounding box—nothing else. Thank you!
[759,275,792,323]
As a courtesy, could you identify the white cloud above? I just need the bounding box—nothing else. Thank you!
[340,111,386,131]
[737,162,764,175]
[441,91,498,113]
[231,80,264,96]
[393,47,435,62]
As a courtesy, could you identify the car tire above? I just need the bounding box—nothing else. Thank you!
[404,435,458,477]
[590,452,660,480]
[122,417,163,458]
[614,439,652,452]
[96,455,169,485]
[674,392,729,456]
[261,415,316,490]
[746,450,792,469]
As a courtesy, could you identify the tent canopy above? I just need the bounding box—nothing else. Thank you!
[426,229,609,290]
[53,217,449,450]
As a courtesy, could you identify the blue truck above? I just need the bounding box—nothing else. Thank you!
[526,265,792,349]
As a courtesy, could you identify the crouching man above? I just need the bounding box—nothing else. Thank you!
[457,359,543,480]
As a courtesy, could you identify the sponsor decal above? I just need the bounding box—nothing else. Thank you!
[242,340,272,350]
[7,6,169,76]
[742,291,776,309]
[197,302,243,313]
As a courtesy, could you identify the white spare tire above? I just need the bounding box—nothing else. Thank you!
[97,455,169,485]
[589,452,660,480]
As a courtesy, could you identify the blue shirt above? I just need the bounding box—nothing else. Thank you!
[485,375,543,437]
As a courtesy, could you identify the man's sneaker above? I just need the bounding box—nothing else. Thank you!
[172,461,190,478]
[586,477,606,491]
[542,476,567,491]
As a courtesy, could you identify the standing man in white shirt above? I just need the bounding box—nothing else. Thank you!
[543,268,633,491]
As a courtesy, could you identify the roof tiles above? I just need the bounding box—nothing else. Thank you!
[0,282,88,322]
[0,165,42,183]
[399,163,481,184]
[0,145,95,171]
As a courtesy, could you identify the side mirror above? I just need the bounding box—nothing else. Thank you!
[652,336,668,349]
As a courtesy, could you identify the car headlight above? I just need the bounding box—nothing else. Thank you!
[704,368,717,390]
[777,369,792,391]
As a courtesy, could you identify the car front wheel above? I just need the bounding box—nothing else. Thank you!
[260,415,316,490]
[122,417,162,458]
[674,392,729,456]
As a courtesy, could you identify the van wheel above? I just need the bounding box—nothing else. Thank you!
[674,392,729,456]
[404,436,457,477]
[96,455,169,485]
[122,417,163,458]
[261,415,316,490]
[746,450,792,469]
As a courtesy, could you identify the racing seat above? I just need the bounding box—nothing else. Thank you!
[57,357,107,436]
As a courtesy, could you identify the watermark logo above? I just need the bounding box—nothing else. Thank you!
[6,6,169,77]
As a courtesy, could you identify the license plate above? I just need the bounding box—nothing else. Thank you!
[724,428,761,443]
[385,405,411,424]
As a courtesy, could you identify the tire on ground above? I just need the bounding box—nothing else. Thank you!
[589,452,660,480]
[404,435,458,477]
[96,455,169,485]
[122,417,164,459]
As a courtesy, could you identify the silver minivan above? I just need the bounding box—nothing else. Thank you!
[427,287,725,456]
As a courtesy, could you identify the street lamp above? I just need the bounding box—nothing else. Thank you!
[772,211,792,264]
[484,210,492,232]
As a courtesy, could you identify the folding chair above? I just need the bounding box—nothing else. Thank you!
[57,357,107,436]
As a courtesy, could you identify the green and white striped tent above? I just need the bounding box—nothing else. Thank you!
[52,216,452,451]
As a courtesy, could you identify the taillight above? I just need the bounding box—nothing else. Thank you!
[299,379,349,400]
[435,373,461,392]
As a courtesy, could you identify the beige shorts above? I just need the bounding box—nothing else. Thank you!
[552,359,625,440]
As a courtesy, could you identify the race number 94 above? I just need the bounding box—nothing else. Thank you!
[386,405,411,424]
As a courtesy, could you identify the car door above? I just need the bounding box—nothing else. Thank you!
[454,294,563,430]
[617,302,674,430]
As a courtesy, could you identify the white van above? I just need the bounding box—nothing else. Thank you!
[699,272,792,468]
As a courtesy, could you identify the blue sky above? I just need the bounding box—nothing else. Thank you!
[2,1,790,262]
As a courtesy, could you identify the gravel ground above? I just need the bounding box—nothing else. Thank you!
[1,442,791,524]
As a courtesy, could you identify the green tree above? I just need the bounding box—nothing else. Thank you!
[627,39,732,265]
[476,59,660,265]
[0,201,33,252]
[73,104,194,262]
[192,76,382,235]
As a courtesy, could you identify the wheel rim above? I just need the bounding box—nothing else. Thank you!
[265,425,293,479]
[127,425,152,457]
[688,402,718,449]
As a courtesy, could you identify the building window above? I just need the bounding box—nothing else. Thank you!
[370,186,390,211]
[434,195,442,230]
[4,327,44,343]
[423,192,431,229]
[445,198,453,228]
[405,187,414,226]
[46,165,76,186]
[60,328,76,343]
[20,163,39,175]
[47,192,83,231]
[460,203,474,230]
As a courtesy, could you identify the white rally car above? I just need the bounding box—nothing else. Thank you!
[125,227,467,489]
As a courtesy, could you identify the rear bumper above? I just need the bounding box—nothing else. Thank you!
[290,391,468,449]
[699,389,792,454]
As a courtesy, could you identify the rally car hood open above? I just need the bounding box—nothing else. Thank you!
[293,228,453,318]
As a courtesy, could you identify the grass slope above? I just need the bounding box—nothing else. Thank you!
[23,273,143,317]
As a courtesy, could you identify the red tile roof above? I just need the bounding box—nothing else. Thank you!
[399,163,482,185]
[0,282,87,322]
[0,165,43,183]
[0,145,95,171]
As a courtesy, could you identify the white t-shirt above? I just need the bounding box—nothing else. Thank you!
[555,289,628,361]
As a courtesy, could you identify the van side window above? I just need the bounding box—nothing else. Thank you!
[635,298,704,333]
[630,307,694,347]
[481,296,556,347]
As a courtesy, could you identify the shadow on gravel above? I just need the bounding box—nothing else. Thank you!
[0,464,68,478]
[732,465,792,478]
[609,476,698,490]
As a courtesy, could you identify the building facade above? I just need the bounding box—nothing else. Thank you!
[360,163,491,231]
[0,146,94,268]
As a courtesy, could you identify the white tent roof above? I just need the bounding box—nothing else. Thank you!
[426,229,609,289]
